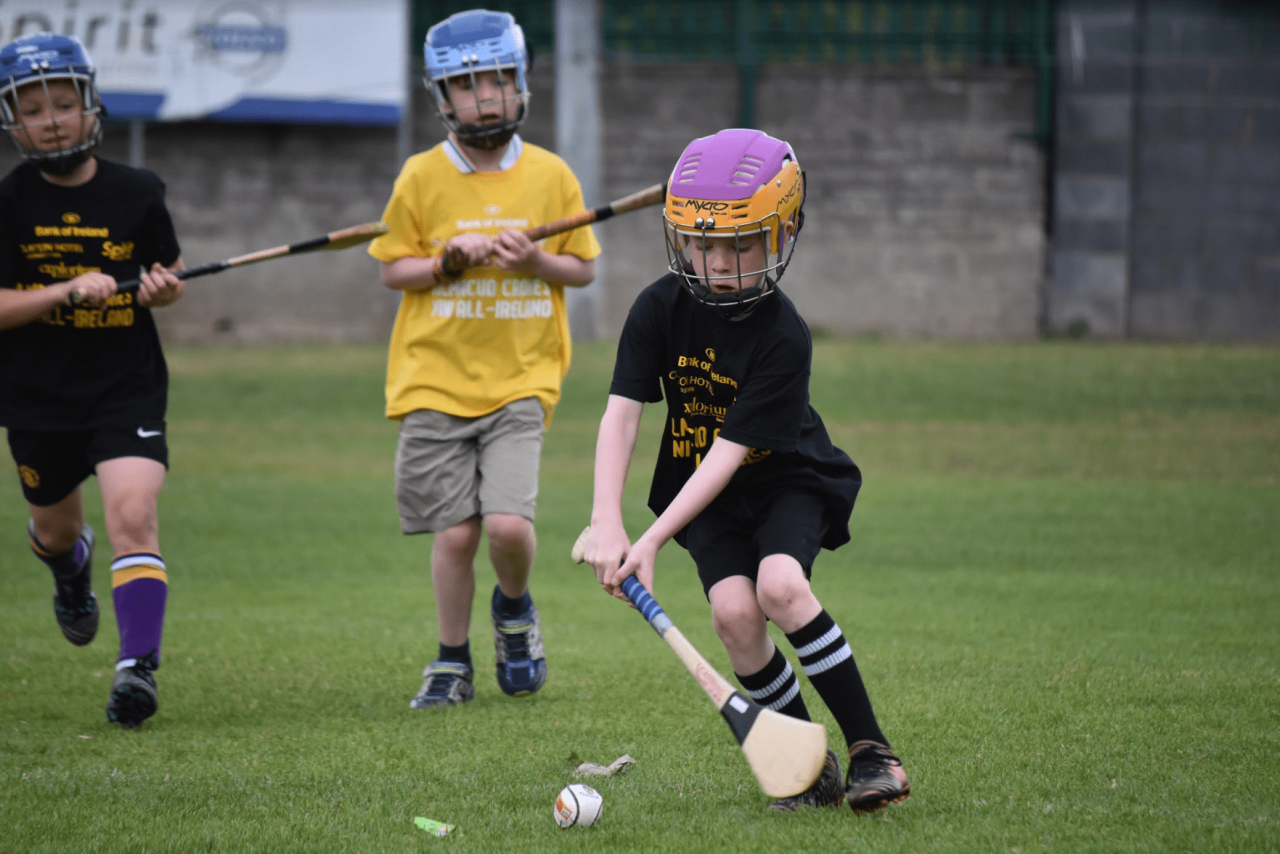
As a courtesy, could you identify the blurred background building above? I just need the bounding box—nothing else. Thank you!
[2,1,1275,343]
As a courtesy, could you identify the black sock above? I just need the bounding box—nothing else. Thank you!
[786,610,889,750]
[438,641,471,666]
[492,584,532,619]
[736,646,811,721]
[28,522,86,579]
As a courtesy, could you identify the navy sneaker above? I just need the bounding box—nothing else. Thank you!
[845,741,911,813]
[768,749,845,812]
[107,652,158,729]
[410,660,476,709]
[491,586,547,697]
[48,523,99,647]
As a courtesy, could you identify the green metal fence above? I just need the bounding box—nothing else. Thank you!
[411,1,1054,141]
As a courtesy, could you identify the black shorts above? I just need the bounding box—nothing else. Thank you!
[684,490,830,599]
[7,421,169,507]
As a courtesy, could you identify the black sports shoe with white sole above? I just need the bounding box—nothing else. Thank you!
[845,741,911,813]
[49,524,99,646]
[768,749,844,811]
[106,652,159,729]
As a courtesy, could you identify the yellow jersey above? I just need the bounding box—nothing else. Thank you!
[369,137,602,424]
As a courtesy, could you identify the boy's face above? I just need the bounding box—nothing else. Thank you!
[444,69,520,129]
[9,79,91,152]
[682,231,770,293]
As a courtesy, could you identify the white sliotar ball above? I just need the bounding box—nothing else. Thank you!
[554,783,604,828]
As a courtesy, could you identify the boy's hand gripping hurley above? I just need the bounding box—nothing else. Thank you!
[70,221,389,304]
[441,183,667,276]
[571,526,827,797]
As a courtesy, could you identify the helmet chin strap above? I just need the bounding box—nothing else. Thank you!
[453,122,517,151]
[707,279,774,321]
[22,116,101,176]
[31,146,94,176]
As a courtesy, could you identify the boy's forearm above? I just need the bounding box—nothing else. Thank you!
[532,252,594,287]
[640,438,749,548]
[591,396,643,527]
[379,257,438,291]
[0,284,71,330]
[382,252,594,291]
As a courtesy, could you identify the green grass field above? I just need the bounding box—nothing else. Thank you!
[2,340,1277,853]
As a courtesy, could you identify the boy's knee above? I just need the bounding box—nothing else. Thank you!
[755,563,811,616]
[29,517,82,553]
[104,495,157,537]
[483,513,533,551]
[436,518,482,552]
[711,597,764,649]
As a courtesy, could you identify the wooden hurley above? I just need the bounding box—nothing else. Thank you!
[71,221,389,303]
[572,525,828,797]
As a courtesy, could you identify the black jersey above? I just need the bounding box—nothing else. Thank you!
[610,274,862,550]
[0,159,180,430]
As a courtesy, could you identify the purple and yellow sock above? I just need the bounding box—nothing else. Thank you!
[28,521,89,578]
[111,553,168,667]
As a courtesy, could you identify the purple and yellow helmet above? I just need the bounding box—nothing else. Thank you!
[664,129,805,319]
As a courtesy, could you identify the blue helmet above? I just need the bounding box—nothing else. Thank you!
[424,9,529,151]
[0,32,103,175]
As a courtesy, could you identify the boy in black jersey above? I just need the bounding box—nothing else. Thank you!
[581,129,910,813]
[0,33,184,728]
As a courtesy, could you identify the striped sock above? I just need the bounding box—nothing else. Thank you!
[111,553,168,667]
[736,646,811,721]
[787,610,888,749]
[28,521,89,578]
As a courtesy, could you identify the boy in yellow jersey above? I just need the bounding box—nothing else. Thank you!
[368,9,600,709]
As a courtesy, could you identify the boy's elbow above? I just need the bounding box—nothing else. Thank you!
[378,262,402,290]
[565,258,595,287]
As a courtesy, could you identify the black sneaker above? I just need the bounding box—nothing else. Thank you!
[768,749,844,811]
[491,587,547,697]
[410,660,476,709]
[845,741,910,813]
[49,524,98,647]
[106,652,159,729]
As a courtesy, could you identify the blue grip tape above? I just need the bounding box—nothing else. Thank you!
[621,575,666,624]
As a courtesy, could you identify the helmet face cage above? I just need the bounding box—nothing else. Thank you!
[663,130,805,320]
[424,10,529,151]
[0,33,102,176]
[662,212,795,320]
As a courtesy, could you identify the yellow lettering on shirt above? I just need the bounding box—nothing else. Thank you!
[34,225,109,237]
[101,240,135,261]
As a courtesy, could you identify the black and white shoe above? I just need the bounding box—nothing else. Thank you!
[768,749,844,811]
[107,652,159,729]
[49,523,99,647]
[845,741,911,813]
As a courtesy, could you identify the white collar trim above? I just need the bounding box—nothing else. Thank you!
[444,134,523,174]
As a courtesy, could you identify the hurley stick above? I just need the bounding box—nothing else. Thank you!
[441,183,667,276]
[572,526,827,797]
[72,221,389,303]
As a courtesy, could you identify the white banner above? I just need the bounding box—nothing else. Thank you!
[0,0,407,124]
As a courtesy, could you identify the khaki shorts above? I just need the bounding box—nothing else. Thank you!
[394,397,545,534]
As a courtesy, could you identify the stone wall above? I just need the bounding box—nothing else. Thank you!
[1049,0,1280,340]
[3,60,1045,343]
